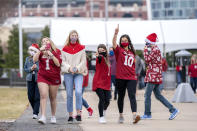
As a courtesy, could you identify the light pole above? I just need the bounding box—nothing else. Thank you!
[90,0,94,20]
[18,0,23,78]
[54,0,58,18]
[105,0,109,49]
[159,21,166,57]
[146,0,152,20]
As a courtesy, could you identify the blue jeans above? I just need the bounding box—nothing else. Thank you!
[27,75,40,115]
[144,83,176,115]
[190,77,197,93]
[111,75,117,99]
[177,71,182,85]
[82,87,89,109]
[64,73,83,113]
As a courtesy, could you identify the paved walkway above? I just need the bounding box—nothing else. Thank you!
[8,90,82,131]
[78,89,197,131]
[3,89,197,131]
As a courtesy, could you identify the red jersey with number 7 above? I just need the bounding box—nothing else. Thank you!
[113,46,137,80]
[37,49,62,85]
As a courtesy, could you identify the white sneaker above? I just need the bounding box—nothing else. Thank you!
[118,116,124,123]
[38,116,46,124]
[103,110,106,117]
[32,114,38,119]
[50,116,56,124]
[99,117,106,124]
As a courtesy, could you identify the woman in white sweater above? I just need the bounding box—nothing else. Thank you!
[61,30,87,123]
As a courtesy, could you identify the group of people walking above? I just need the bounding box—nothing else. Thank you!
[24,24,179,125]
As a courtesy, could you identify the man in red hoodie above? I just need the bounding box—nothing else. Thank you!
[188,58,197,93]
[141,33,179,120]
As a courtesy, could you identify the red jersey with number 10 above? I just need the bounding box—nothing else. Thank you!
[114,46,137,80]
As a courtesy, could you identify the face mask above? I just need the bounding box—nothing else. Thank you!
[99,52,107,57]
[29,51,35,56]
[109,50,114,56]
[70,37,77,44]
[121,42,129,47]
[45,43,51,50]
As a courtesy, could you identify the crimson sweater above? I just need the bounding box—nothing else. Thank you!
[92,56,111,91]
[188,63,197,78]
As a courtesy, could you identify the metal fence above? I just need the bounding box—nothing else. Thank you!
[164,68,177,89]
[0,68,26,87]
[0,68,177,89]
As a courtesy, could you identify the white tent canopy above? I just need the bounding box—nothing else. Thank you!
[3,17,197,52]
[175,50,192,57]
[50,19,197,52]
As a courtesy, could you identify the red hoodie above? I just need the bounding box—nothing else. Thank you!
[92,56,111,91]
[188,63,197,78]
[83,59,89,87]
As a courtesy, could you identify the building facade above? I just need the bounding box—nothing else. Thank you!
[12,0,147,20]
[151,0,197,20]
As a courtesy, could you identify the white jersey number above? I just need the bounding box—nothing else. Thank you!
[45,59,50,70]
[124,55,134,67]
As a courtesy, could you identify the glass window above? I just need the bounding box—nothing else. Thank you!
[168,10,173,16]
[162,10,165,17]
[153,11,159,17]
[164,2,171,8]
[156,2,161,9]
[40,4,53,8]
[181,1,188,8]
[189,0,195,8]
[195,10,197,18]
[172,1,178,8]
[152,3,156,9]
[185,9,192,17]
[179,10,183,16]
[26,4,37,8]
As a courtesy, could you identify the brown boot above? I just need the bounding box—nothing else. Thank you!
[133,115,141,124]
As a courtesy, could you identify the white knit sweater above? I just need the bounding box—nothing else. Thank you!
[61,49,87,76]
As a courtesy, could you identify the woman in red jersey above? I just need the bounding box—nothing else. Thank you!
[112,25,140,124]
[92,44,111,124]
[188,56,197,94]
[33,37,62,124]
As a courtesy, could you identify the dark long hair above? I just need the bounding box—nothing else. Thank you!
[119,34,136,56]
[97,44,110,67]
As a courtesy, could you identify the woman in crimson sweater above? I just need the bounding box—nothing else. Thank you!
[92,44,111,124]
[188,58,197,93]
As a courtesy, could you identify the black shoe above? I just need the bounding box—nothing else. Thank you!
[75,115,82,123]
[68,117,73,124]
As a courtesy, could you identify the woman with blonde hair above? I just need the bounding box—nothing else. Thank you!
[188,54,197,93]
[61,30,87,123]
[33,37,62,124]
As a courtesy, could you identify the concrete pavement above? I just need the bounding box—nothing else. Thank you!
[78,89,197,131]
[7,90,82,131]
[3,89,197,131]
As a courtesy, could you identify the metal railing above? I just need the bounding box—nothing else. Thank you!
[0,68,26,87]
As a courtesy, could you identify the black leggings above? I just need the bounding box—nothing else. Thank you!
[116,79,137,113]
[95,88,111,117]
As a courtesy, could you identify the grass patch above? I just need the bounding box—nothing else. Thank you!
[0,88,28,120]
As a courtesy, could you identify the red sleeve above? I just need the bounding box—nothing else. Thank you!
[113,45,120,60]
[53,49,62,64]
[39,52,43,60]
[176,66,179,71]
